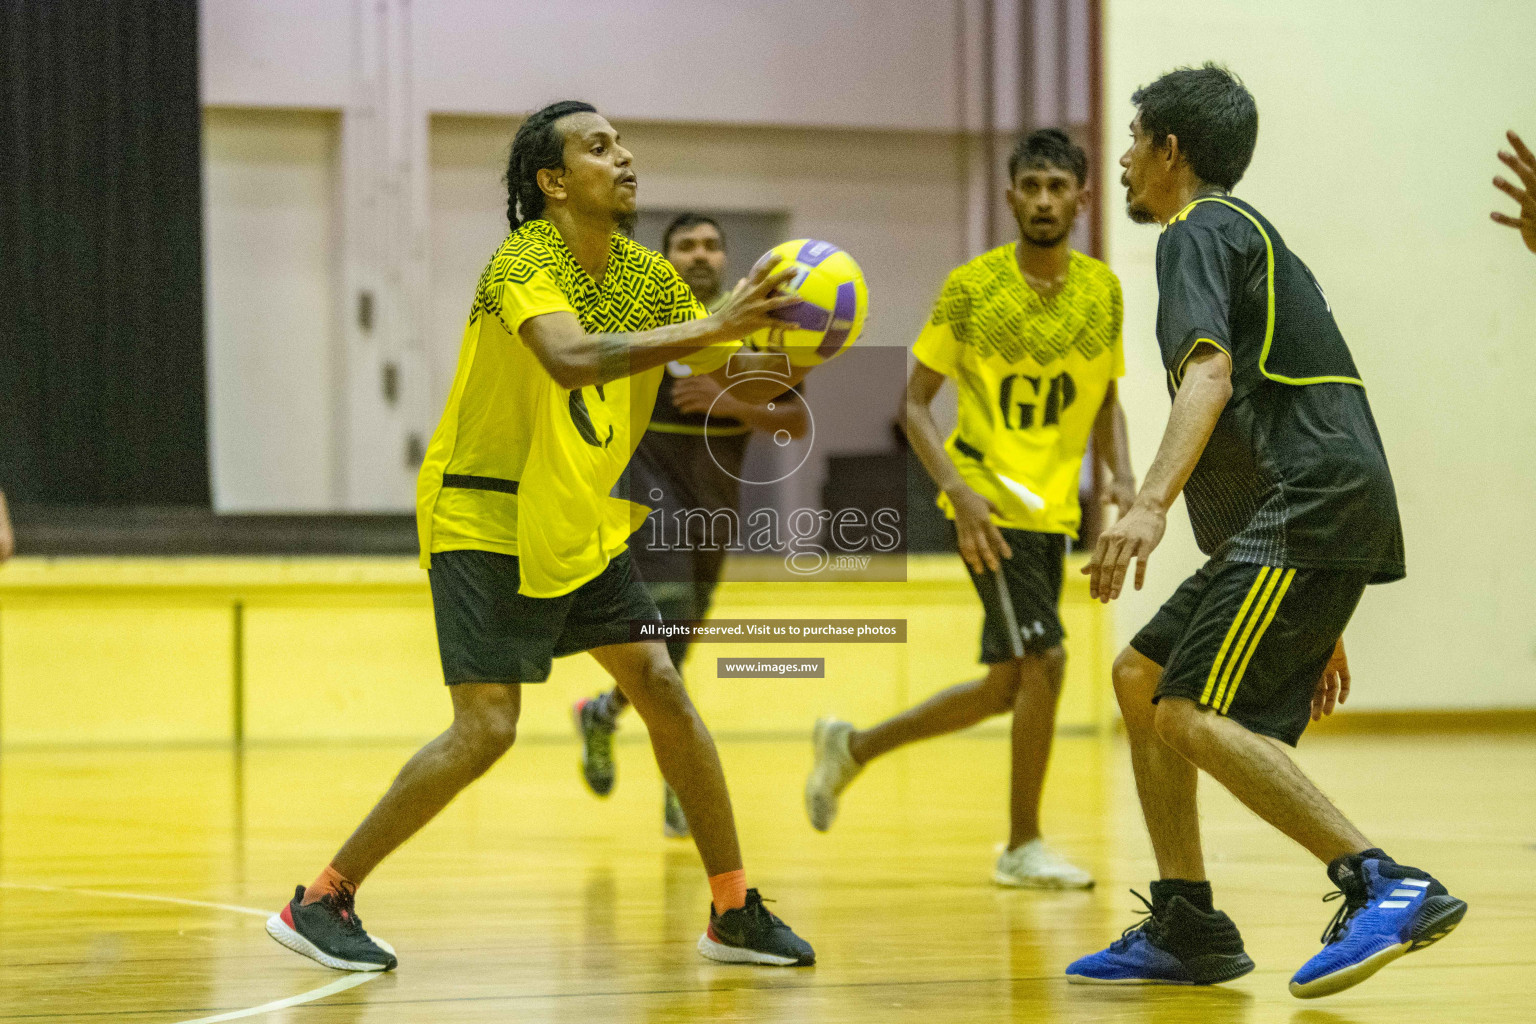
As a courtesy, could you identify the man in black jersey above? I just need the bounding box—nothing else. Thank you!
[1066,64,1466,999]
[574,214,808,836]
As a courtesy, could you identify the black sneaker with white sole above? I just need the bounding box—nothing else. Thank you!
[697,889,815,966]
[266,883,397,972]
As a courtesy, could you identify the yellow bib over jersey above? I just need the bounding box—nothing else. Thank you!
[416,219,733,596]
[913,246,1124,539]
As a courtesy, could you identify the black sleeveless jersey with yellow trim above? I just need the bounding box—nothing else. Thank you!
[1155,195,1404,582]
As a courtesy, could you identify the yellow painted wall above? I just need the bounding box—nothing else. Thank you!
[0,556,1114,747]
[0,597,234,745]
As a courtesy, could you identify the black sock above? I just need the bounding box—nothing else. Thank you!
[1150,878,1214,915]
[1327,848,1393,891]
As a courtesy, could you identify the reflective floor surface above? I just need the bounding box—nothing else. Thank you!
[2,728,1531,1022]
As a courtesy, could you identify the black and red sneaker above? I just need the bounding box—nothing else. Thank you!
[697,889,815,966]
[266,883,397,971]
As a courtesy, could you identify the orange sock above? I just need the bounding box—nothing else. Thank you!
[301,864,353,906]
[708,868,748,913]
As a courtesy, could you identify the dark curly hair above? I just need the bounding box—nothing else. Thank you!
[1008,128,1088,186]
[505,100,597,230]
[1131,63,1257,190]
[661,213,725,255]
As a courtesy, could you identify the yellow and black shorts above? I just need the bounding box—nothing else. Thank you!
[1131,560,1370,746]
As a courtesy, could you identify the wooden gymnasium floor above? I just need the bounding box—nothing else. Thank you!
[1,730,1532,1023]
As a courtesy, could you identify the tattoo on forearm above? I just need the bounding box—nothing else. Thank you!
[596,335,629,384]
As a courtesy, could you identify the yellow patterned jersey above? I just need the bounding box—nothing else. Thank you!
[416,219,735,596]
[913,246,1123,538]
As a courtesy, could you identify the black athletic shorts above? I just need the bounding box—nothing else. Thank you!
[428,549,661,684]
[644,578,720,669]
[961,527,1067,663]
[1130,560,1369,746]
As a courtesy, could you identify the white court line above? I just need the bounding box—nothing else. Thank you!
[0,881,383,1022]
[0,881,269,917]
[169,972,379,1024]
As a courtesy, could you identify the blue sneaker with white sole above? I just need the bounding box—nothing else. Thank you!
[1289,854,1467,998]
[1066,891,1254,985]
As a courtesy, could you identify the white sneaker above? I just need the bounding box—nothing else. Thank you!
[805,718,862,832]
[992,838,1095,890]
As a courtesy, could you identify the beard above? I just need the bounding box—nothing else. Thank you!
[1124,181,1157,224]
[616,209,638,235]
[1020,224,1072,248]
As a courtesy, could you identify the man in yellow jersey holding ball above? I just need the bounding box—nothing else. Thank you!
[573,214,809,839]
[805,129,1135,888]
[266,101,818,971]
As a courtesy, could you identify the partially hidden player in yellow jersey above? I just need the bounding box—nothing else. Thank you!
[804,129,1136,889]
[266,101,817,973]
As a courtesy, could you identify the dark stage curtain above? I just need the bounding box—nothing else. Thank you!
[0,0,209,505]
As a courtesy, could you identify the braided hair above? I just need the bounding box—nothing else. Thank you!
[505,100,597,231]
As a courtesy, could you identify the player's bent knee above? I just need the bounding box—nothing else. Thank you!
[981,662,1023,714]
[1036,645,1067,691]
[1152,697,1205,752]
[1112,647,1159,712]
[450,698,521,762]
[464,713,518,757]
[628,660,695,721]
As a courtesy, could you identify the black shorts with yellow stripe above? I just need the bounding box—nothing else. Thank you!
[1131,560,1369,746]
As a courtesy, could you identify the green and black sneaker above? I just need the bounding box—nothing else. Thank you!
[573,696,617,797]
[698,889,815,966]
[663,783,690,838]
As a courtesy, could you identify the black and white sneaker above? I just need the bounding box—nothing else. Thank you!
[698,889,815,966]
[266,884,397,972]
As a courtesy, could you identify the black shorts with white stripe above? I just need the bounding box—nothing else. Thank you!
[959,527,1066,664]
[1130,560,1370,746]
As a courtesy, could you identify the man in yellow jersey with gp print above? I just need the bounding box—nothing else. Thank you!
[266,101,817,973]
[805,129,1135,888]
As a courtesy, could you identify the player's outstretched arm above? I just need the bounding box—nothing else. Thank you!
[671,374,810,438]
[1492,130,1536,256]
[1084,345,1231,602]
[520,258,797,389]
[698,353,810,406]
[903,361,1010,575]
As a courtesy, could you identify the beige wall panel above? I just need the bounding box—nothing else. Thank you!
[202,109,340,513]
